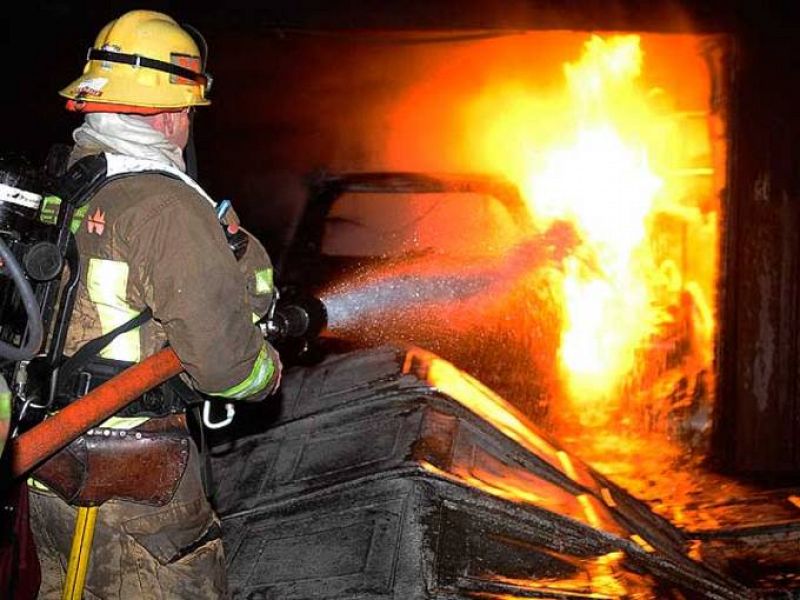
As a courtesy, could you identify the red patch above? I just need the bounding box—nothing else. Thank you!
[87,208,105,236]
[170,53,201,85]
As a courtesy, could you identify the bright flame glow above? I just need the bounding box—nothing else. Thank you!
[385,31,723,435]
[461,34,719,424]
[538,37,667,413]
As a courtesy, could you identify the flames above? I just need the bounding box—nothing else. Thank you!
[460,34,719,425]
[527,36,671,417]
[382,32,722,433]
[537,126,663,406]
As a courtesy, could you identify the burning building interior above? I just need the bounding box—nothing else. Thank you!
[1,1,799,598]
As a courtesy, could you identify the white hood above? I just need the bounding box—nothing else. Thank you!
[72,113,186,172]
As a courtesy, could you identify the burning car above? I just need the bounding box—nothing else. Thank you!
[201,29,799,597]
[206,28,800,596]
[206,171,753,597]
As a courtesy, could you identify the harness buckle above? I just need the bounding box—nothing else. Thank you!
[77,371,92,397]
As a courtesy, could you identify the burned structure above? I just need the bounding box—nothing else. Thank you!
[214,346,751,599]
[2,1,800,598]
[195,4,800,596]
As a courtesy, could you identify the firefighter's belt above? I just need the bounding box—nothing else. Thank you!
[32,415,190,507]
[55,356,189,418]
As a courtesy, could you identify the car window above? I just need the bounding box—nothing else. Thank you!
[322,192,524,258]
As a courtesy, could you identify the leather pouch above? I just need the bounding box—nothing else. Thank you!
[33,425,189,508]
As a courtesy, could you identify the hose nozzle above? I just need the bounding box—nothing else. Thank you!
[263,289,327,346]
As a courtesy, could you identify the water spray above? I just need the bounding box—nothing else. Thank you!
[319,219,581,336]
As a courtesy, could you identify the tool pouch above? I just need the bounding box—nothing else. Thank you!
[32,417,190,508]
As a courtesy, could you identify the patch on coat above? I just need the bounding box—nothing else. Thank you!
[87,208,106,236]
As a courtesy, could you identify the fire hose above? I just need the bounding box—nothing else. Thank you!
[9,293,326,477]
[6,347,181,600]
[5,293,325,598]
[8,347,182,478]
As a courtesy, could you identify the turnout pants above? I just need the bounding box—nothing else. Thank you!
[29,442,226,599]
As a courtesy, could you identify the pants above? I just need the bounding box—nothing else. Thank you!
[29,443,227,599]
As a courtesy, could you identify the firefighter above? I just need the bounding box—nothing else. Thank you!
[28,10,280,598]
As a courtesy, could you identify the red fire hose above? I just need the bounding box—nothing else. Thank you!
[9,347,183,478]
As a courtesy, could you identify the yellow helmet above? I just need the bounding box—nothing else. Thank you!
[59,10,211,114]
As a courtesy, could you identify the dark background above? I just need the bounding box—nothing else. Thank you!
[3,0,800,475]
[2,1,796,196]
[2,0,798,249]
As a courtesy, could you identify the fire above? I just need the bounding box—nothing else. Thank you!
[535,126,663,406]
[384,31,721,434]
[462,34,717,425]
[533,37,670,416]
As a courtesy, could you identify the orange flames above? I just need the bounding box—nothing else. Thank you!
[522,36,675,416]
[385,31,723,432]
[458,34,720,425]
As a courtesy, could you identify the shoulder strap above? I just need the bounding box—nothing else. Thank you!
[60,153,217,211]
[57,308,153,383]
[51,152,217,370]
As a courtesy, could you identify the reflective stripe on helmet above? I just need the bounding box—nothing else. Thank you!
[210,344,275,400]
[65,100,182,115]
[87,258,141,362]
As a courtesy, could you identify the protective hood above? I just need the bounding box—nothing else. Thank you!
[72,113,186,172]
